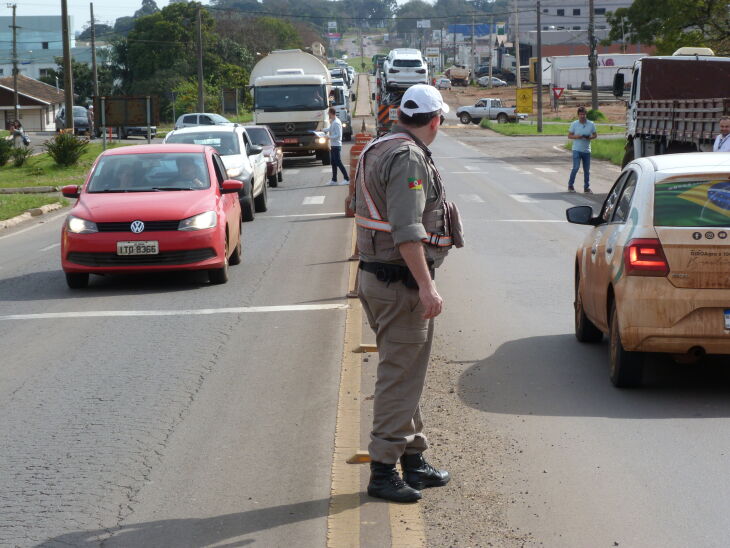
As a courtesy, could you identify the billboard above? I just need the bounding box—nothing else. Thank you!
[92,96,159,126]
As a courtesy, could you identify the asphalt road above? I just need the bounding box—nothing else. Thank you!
[0,156,353,547]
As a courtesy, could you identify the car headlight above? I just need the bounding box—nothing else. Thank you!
[317,137,327,144]
[342,123,348,128]
[178,211,217,231]
[226,166,243,178]
[66,215,98,234]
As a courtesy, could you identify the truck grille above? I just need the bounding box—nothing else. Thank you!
[268,122,319,135]
[67,248,216,267]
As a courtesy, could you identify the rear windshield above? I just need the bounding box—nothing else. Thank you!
[245,127,273,146]
[87,153,210,192]
[394,59,423,68]
[166,131,240,156]
[654,180,730,227]
[73,107,87,116]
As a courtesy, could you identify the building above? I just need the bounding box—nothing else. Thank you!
[511,0,633,36]
[0,74,65,130]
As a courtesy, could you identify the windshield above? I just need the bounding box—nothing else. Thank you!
[166,131,240,156]
[655,180,730,227]
[87,153,210,193]
[73,107,87,117]
[245,127,273,146]
[255,85,327,112]
[394,59,423,68]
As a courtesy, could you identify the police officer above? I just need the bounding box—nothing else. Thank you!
[355,84,463,503]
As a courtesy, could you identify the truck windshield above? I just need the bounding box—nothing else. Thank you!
[255,85,327,112]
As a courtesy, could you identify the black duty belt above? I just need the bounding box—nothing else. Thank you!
[359,260,434,290]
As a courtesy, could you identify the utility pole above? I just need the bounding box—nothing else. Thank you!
[90,2,98,100]
[9,3,18,122]
[470,12,476,85]
[61,0,74,131]
[488,15,493,88]
[513,0,521,88]
[536,0,542,133]
[588,0,598,111]
[196,5,204,112]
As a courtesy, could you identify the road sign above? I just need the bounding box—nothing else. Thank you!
[417,19,431,29]
[92,95,159,126]
[553,87,565,100]
[516,88,533,114]
[328,21,337,30]
[425,47,439,56]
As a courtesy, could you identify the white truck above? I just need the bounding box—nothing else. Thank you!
[456,98,526,125]
[249,49,332,165]
[550,53,645,90]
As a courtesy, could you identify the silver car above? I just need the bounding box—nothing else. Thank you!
[173,113,233,130]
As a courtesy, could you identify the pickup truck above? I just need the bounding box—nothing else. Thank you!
[456,98,525,124]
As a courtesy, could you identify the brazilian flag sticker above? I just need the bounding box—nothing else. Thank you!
[654,180,730,227]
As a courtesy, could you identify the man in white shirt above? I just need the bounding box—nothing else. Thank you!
[713,116,730,152]
[323,107,350,185]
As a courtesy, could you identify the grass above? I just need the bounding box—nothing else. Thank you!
[0,142,123,189]
[346,56,374,74]
[481,119,625,136]
[565,137,626,166]
[228,111,254,124]
[0,194,67,221]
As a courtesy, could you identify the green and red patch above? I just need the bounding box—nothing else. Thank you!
[408,177,423,190]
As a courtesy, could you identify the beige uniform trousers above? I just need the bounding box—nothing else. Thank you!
[358,269,434,464]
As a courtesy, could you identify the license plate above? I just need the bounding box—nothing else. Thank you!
[389,108,398,120]
[725,309,730,330]
[282,138,298,144]
[117,240,159,255]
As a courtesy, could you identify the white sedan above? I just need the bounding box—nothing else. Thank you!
[477,76,507,87]
[435,77,452,90]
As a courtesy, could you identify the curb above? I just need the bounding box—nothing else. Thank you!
[0,186,57,194]
[0,201,64,230]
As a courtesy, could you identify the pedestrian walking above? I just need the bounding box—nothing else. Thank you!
[713,116,730,152]
[322,107,349,185]
[567,106,597,193]
[354,84,464,503]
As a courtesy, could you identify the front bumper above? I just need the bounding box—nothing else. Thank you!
[275,134,329,154]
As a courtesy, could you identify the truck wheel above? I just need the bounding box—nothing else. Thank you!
[459,113,471,125]
[497,113,508,124]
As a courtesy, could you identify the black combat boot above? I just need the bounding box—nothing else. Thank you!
[400,453,451,490]
[367,461,422,503]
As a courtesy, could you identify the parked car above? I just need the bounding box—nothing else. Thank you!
[477,76,507,87]
[474,65,491,78]
[243,125,284,188]
[60,144,243,288]
[567,152,730,387]
[382,48,428,90]
[164,125,267,222]
[456,98,525,124]
[55,106,93,136]
[435,77,452,90]
[173,113,233,130]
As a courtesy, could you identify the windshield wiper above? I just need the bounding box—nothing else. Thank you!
[151,187,193,191]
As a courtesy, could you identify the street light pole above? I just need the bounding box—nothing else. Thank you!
[90,2,98,99]
[536,0,542,133]
[9,3,18,123]
[588,0,598,111]
[514,0,521,89]
[196,5,204,112]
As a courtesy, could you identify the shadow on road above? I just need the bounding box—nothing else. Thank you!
[37,495,359,548]
[457,334,730,419]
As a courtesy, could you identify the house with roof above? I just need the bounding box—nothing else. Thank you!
[0,74,65,131]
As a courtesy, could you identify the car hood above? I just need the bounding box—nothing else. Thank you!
[72,190,217,222]
[220,154,253,176]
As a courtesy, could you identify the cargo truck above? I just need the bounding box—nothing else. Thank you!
[613,48,730,167]
[249,49,332,165]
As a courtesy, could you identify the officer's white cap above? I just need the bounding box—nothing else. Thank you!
[399,85,450,117]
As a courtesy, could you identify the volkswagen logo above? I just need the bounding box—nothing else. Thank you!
[130,220,145,233]
[284,123,296,134]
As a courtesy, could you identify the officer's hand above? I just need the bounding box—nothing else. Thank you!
[419,283,443,319]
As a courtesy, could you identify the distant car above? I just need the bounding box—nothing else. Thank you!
[173,113,232,130]
[474,65,491,78]
[477,76,508,87]
[164,125,268,222]
[60,144,243,288]
[382,48,429,90]
[567,152,730,387]
[435,77,452,90]
[243,125,284,188]
[55,106,92,136]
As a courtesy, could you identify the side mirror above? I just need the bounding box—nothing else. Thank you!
[613,73,625,97]
[61,184,80,198]
[221,179,244,194]
[248,145,263,155]
[566,205,596,225]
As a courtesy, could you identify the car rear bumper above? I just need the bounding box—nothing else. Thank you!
[385,79,428,88]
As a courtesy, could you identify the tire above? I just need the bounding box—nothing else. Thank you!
[65,272,89,289]
[241,186,255,222]
[277,169,283,183]
[254,181,268,212]
[472,118,482,125]
[229,232,242,266]
[320,150,331,166]
[497,113,508,124]
[344,130,352,142]
[459,113,472,125]
[209,240,229,284]
[609,302,644,388]
[268,174,278,188]
[574,274,602,342]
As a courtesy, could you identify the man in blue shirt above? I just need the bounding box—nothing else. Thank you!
[323,107,350,185]
[567,106,597,193]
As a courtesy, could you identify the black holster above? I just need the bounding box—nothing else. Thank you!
[359,260,434,289]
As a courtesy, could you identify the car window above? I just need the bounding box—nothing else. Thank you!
[183,115,197,124]
[240,131,251,152]
[393,59,423,67]
[200,115,213,125]
[210,114,230,124]
[86,153,210,192]
[600,171,630,223]
[211,155,226,185]
[165,131,240,156]
[654,178,730,227]
[611,171,638,223]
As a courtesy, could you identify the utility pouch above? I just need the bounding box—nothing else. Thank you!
[445,200,465,248]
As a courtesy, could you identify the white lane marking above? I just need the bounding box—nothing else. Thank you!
[535,167,558,173]
[40,243,61,252]
[287,169,300,175]
[553,145,570,154]
[0,211,67,241]
[459,194,484,203]
[465,166,479,171]
[322,168,331,173]
[264,212,343,219]
[509,194,539,203]
[505,166,520,171]
[0,304,349,321]
[303,196,325,205]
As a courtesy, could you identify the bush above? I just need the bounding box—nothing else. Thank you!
[0,138,13,166]
[11,146,32,167]
[587,109,606,122]
[43,133,89,167]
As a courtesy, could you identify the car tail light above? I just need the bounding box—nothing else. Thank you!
[624,238,669,277]
[416,69,426,74]
[388,68,399,73]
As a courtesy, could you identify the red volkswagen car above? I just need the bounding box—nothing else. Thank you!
[61,144,243,288]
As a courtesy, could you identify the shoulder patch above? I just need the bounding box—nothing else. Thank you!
[408,177,423,190]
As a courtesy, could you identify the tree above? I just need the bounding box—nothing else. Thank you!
[134,0,160,18]
[77,23,115,42]
[606,0,730,55]
[39,58,114,105]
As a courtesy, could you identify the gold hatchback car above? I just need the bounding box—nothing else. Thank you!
[567,152,730,387]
